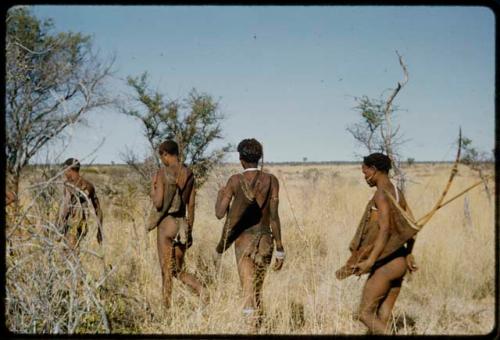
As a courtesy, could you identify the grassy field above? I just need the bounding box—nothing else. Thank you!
[6,163,495,335]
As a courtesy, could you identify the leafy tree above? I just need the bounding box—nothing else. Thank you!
[346,51,409,191]
[121,72,231,188]
[461,137,480,166]
[347,96,385,154]
[5,6,114,200]
[460,135,493,202]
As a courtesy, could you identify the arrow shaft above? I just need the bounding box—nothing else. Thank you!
[416,179,485,225]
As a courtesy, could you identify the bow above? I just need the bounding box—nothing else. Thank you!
[385,128,484,231]
[417,128,462,227]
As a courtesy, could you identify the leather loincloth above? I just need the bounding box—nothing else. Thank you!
[235,224,273,267]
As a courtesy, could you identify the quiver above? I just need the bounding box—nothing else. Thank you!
[216,172,267,253]
[146,166,194,231]
[336,190,418,280]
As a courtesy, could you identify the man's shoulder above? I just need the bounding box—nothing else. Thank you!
[374,187,392,204]
[228,173,241,183]
[164,165,177,178]
[79,175,93,185]
[80,176,96,193]
[262,171,278,184]
[181,164,193,177]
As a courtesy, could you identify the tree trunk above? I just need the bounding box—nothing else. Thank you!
[463,195,473,229]
[6,168,22,218]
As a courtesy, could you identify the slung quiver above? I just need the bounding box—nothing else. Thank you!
[335,244,374,280]
[216,172,261,253]
[336,190,418,280]
[146,166,193,232]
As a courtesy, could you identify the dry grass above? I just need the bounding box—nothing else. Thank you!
[6,163,495,335]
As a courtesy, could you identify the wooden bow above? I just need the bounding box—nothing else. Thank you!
[417,128,462,227]
[385,128,486,231]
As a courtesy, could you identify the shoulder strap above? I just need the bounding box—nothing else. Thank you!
[240,171,262,190]
[250,171,261,189]
[392,181,399,203]
[180,168,194,204]
[238,171,261,202]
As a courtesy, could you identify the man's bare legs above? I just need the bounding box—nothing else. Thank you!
[254,234,273,322]
[377,281,402,332]
[157,216,205,308]
[358,256,407,334]
[64,223,87,253]
[237,255,256,308]
[157,217,177,308]
[173,244,206,302]
[253,262,269,327]
[235,234,272,331]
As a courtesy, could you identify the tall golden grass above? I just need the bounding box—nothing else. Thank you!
[7,163,495,335]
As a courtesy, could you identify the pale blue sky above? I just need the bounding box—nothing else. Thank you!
[29,5,495,163]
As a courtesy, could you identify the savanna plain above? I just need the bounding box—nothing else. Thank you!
[5,162,495,335]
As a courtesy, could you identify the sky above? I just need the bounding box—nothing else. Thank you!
[27,5,495,164]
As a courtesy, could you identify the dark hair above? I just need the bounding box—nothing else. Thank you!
[63,158,80,171]
[159,140,179,156]
[363,153,392,173]
[237,138,263,164]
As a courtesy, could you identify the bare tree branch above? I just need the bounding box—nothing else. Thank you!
[6,8,114,206]
[347,51,410,191]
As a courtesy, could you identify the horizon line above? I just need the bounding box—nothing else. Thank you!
[26,160,494,167]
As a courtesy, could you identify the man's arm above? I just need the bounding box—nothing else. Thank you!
[353,190,390,275]
[406,237,416,253]
[215,177,235,253]
[89,185,104,244]
[405,236,418,272]
[270,175,285,271]
[151,168,165,210]
[6,191,17,206]
[187,185,196,228]
[269,175,283,251]
[215,177,234,220]
[57,186,71,231]
[186,180,196,248]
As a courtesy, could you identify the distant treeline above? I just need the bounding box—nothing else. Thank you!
[228,160,495,166]
[27,160,494,168]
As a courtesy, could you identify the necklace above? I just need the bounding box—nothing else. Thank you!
[243,167,259,173]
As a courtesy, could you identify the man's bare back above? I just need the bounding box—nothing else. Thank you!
[149,140,205,308]
[214,138,284,330]
[339,153,417,334]
[58,158,103,249]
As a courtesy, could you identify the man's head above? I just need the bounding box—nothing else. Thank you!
[158,140,179,166]
[361,153,391,187]
[63,158,80,182]
[237,138,262,168]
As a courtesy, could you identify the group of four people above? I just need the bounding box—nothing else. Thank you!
[55,137,418,334]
